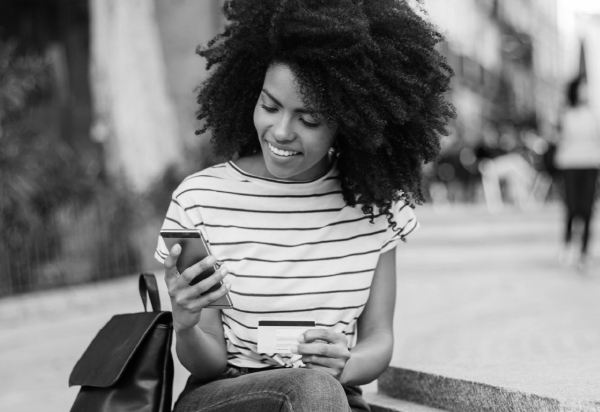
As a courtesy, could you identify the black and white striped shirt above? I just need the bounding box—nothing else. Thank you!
[155,161,418,368]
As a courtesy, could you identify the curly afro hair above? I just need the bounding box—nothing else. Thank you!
[196,0,455,219]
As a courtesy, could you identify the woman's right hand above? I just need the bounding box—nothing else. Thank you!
[164,244,231,332]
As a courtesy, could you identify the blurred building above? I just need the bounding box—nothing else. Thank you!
[425,0,563,144]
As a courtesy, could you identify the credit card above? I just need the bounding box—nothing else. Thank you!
[257,318,316,354]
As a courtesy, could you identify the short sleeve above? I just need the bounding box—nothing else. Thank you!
[154,195,199,264]
[380,200,419,254]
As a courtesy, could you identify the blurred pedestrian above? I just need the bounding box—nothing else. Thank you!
[555,76,600,270]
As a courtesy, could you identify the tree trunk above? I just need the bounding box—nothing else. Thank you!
[88,0,181,192]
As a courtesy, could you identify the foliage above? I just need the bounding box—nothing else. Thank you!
[0,40,139,295]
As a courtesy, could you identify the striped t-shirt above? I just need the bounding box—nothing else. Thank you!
[155,161,418,368]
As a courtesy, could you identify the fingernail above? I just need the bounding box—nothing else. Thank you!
[225,282,232,289]
[221,267,229,277]
[298,334,305,343]
[172,244,181,254]
[290,345,298,353]
[207,256,216,265]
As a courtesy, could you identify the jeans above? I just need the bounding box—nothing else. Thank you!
[174,366,371,412]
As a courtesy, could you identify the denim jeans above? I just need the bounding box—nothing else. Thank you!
[174,366,371,412]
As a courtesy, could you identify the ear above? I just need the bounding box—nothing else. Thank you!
[329,138,340,155]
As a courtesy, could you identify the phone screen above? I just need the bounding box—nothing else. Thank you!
[160,229,233,309]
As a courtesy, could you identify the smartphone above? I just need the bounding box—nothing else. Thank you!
[160,229,233,309]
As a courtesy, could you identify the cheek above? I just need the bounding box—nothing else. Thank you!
[319,131,337,153]
[306,133,335,157]
[253,105,264,133]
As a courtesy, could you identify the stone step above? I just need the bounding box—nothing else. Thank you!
[377,366,600,412]
[364,391,448,412]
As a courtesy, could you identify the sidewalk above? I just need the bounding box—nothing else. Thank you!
[1,203,599,411]
[391,203,600,409]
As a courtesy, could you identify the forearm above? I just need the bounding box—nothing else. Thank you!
[339,329,393,386]
[175,323,228,381]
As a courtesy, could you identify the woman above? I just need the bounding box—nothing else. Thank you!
[155,0,454,410]
[556,75,600,271]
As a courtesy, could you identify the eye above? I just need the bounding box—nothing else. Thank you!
[300,118,320,128]
[260,104,277,113]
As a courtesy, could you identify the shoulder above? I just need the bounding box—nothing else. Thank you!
[384,197,419,233]
[182,162,231,183]
[389,198,417,225]
[232,153,264,176]
[174,162,233,196]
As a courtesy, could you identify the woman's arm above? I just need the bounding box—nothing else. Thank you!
[295,248,397,385]
[164,245,230,381]
[339,248,397,386]
[175,308,228,381]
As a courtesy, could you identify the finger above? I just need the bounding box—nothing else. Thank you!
[187,266,229,298]
[301,355,347,370]
[164,244,182,282]
[183,281,232,312]
[300,329,348,346]
[293,341,350,360]
[177,255,217,286]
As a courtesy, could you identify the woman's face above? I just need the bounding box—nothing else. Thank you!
[253,63,337,181]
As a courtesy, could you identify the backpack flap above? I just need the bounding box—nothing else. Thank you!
[68,311,172,388]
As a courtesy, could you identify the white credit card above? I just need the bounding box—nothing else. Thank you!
[257,318,316,354]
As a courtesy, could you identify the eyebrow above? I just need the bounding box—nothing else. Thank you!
[262,88,316,114]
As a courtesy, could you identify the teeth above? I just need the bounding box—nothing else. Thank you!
[268,142,299,157]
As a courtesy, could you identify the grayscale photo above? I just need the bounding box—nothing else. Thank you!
[1,0,599,411]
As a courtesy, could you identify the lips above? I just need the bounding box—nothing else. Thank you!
[267,141,301,157]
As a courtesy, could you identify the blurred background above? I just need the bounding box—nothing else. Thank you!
[2,1,600,411]
[1,0,225,295]
[0,0,598,295]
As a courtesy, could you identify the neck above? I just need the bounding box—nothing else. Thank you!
[235,152,333,182]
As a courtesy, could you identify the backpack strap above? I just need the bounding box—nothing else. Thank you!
[139,273,161,312]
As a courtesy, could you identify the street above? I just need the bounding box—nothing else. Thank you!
[1,202,599,411]
[393,203,600,406]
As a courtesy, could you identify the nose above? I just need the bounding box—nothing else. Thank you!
[272,114,296,143]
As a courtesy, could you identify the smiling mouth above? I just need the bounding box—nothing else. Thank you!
[267,142,301,157]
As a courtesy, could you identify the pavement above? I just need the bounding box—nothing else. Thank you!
[391,202,600,409]
[1,202,599,411]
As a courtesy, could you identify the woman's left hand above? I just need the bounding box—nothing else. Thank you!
[292,329,351,381]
